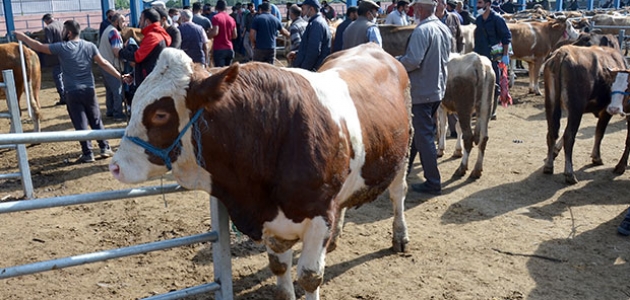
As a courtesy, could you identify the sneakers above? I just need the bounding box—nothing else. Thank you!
[75,153,95,164]
[618,216,630,236]
[411,183,442,196]
[100,147,115,158]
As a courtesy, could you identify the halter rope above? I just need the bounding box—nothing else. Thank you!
[124,108,205,171]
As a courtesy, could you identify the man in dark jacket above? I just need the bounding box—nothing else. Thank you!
[331,6,358,53]
[289,0,331,71]
[119,8,171,107]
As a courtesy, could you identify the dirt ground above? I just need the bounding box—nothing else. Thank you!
[1,62,630,300]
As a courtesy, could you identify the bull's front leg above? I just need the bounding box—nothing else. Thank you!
[266,244,297,300]
[388,161,409,252]
[591,113,612,166]
[297,217,330,300]
[614,116,630,175]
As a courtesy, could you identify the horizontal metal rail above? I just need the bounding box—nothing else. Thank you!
[0,232,217,279]
[0,184,183,214]
[0,172,20,180]
[143,282,221,300]
[0,129,125,145]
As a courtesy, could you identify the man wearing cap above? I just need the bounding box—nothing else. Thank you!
[289,0,331,71]
[446,0,464,23]
[384,1,410,25]
[250,2,290,64]
[342,0,382,49]
[41,13,66,106]
[331,5,358,52]
[474,0,511,120]
[398,0,451,196]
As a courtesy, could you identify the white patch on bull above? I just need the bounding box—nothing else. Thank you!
[111,48,211,191]
[608,72,629,116]
[565,20,579,40]
[285,68,368,206]
[528,23,537,51]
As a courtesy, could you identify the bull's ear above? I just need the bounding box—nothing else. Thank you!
[193,63,240,107]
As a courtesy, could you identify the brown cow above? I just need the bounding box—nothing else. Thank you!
[589,14,630,35]
[508,18,579,95]
[543,44,627,184]
[109,44,411,300]
[437,52,495,178]
[0,43,42,132]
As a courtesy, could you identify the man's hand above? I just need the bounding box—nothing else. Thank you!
[13,31,27,42]
[122,74,134,85]
[501,55,510,66]
[287,51,297,61]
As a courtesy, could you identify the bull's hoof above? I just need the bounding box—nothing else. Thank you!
[535,91,542,96]
[470,169,482,179]
[454,166,467,177]
[543,165,554,174]
[326,240,338,253]
[592,157,604,166]
[613,164,626,175]
[564,173,578,185]
[452,150,463,158]
[392,236,409,253]
[437,149,445,158]
[274,289,297,300]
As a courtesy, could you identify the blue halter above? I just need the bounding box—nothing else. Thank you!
[124,108,205,171]
[611,91,630,96]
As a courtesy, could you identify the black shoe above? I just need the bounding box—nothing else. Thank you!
[55,101,66,106]
[618,217,630,236]
[491,115,497,121]
[75,153,95,163]
[411,183,441,196]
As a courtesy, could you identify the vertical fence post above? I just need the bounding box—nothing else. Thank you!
[3,69,34,199]
[211,196,233,300]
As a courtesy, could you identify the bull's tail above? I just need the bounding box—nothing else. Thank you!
[474,58,495,146]
[25,46,42,131]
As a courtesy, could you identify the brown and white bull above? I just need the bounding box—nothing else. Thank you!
[0,43,42,132]
[508,18,579,95]
[437,52,495,178]
[109,44,412,300]
[543,44,627,184]
[607,69,630,175]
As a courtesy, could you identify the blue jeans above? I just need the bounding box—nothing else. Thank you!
[52,65,65,103]
[213,49,235,67]
[65,88,109,155]
[408,102,441,189]
[100,67,124,117]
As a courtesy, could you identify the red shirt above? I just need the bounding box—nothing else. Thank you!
[211,11,236,50]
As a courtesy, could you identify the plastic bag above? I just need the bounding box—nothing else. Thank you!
[498,62,512,107]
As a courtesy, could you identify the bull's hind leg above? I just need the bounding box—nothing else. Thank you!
[563,114,584,184]
[591,113,612,166]
[267,245,296,300]
[455,115,474,177]
[388,162,409,252]
[297,216,330,300]
[437,105,448,158]
[543,74,562,175]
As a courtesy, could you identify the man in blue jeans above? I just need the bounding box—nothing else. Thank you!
[42,14,65,106]
[619,208,630,235]
[98,13,126,120]
[15,21,126,163]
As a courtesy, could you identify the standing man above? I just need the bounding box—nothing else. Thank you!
[193,2,213,37]
[288,5,307,56]
[331,6,358,53]
[242,3,257,62]
[250,2,290,64]
[289,0,331,71]
[157,8,182,49]
[169,8,181,28]
[15,21,125,163]
[474,0,511,120]
[398,0,451,195]
[98,9,115,38]
[98,13,126,120]
[210,0,238,67]
[119,8,171,106]
[41,14,65,106]
[384,1,410,25]
[342,0,382,49]
[179,9,209,66]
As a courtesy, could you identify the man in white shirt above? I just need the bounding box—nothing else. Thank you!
[385,0,410,25]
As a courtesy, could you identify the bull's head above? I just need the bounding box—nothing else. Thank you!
[109,48,238,191]
[607,67,630,117]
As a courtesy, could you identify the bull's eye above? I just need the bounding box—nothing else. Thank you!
[152,110,170,125]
